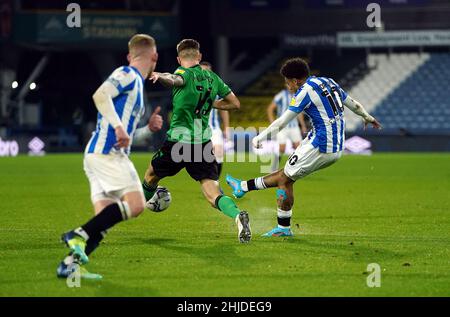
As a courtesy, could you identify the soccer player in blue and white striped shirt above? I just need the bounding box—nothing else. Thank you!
[267,87,307,172]
[57,34,162,279]
[227,58,381,237]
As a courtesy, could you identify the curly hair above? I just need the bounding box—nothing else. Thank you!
[280,58,310,80]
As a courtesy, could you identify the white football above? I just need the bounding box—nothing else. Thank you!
[146,186,172,212]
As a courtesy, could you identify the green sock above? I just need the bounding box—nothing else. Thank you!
[142,181,157,201]
[216,195,240,219]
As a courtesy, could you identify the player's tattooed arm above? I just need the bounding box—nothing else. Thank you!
[150,72,184,87]
[213,92,241,110]
[344,96,382,130]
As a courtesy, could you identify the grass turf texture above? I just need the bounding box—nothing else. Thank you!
[0,153,449,296]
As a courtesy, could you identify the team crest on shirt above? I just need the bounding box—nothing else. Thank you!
[290,97,296,106]
[175,69,185,75]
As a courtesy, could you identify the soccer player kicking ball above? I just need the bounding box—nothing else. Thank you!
[57,34,163,280]
[141,39,252,243]
[226,58,382,237]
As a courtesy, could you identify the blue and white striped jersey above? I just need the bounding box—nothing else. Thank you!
[209,108,221,130]
[85,66,145,155]
[274,89,298,128]
[289,76,347,153]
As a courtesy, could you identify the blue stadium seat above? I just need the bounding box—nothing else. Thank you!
[371,53,450,132]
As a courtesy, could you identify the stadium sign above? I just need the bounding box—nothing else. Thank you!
[337,30,450,47]
[344,136,372,155]
[13,12,178,48]
[0,138,19,157]
[283,34,336,48]
[28,136,45,156]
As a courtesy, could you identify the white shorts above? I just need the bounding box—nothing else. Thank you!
[277,127,302,145]
[283,140,342,181]
[83,153,143,204]
[210,128,224,163]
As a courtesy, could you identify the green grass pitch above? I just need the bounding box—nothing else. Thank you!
[0,153,449,296]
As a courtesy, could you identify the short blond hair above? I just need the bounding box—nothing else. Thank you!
[128,34,156,55]
[176,39,200,60]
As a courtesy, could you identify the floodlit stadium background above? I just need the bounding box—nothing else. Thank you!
[1,0,450,156]
[1,0,450,299]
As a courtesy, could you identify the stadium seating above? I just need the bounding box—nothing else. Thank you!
[345,53,430,131]
[372,53,450,132]
[346,53,450,133]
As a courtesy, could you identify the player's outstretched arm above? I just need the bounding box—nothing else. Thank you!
[343,96,382,130]
[213,92,241,110]
[150,72,184,88]
[252,110,298,148]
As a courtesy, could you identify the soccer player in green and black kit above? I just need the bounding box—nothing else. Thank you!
[142,39,251,243]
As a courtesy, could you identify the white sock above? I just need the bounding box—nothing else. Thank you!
[255,177,267,190]
[63,254,74,265]
[241,177,267,192]
[74,227,89,240]
[277,208,292,228]
[119,201,132,220]
[277,208,292,218]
